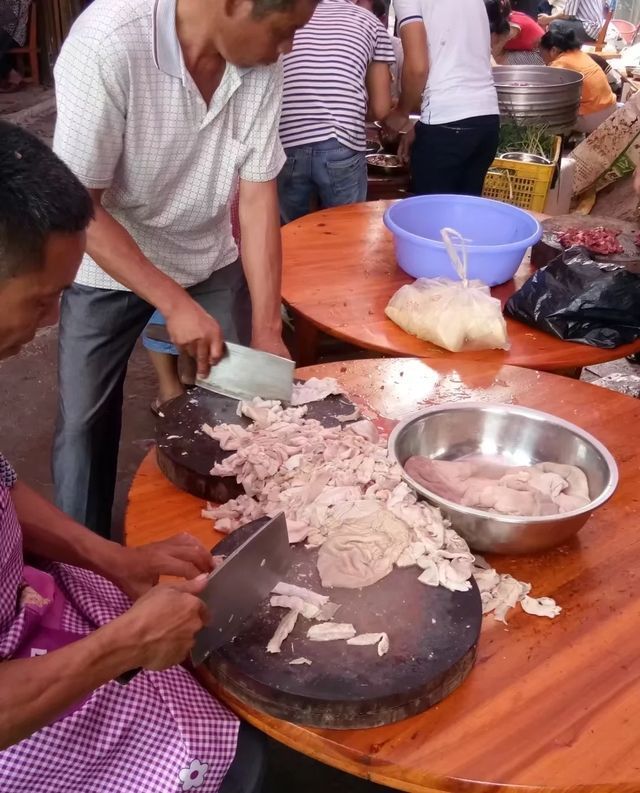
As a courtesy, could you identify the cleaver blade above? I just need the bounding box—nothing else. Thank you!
[143,324,294,403]
[191,512,292,667]
[196,342,294,403]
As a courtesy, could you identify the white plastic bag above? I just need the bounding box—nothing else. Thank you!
[385,229,510,353]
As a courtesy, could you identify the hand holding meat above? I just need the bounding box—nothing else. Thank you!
[164,295,224,377]
[116,577,209,671]
[112,534,214,600]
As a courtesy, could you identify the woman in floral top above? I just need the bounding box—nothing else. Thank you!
[0,124,263,792]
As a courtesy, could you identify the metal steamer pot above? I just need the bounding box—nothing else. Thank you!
[492,66,584,133]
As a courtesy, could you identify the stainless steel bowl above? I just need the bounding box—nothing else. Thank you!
[389,403,618,554]
[493,65,583,133]
[499,151,551,165]
[366,153,407,175]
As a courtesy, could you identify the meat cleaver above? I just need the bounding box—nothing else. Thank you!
[191,512,292,666]
[144,324,294,402]
[117,513,292,683]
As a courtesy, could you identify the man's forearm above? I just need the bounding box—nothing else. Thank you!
[86,193,189,317]
[0,619,138,749]
[238,179,283,341]
[14,481,124,577]
[397,23,429,117]
[398,70,426,116]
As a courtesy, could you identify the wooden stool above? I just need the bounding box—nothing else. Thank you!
[9,3,40,86]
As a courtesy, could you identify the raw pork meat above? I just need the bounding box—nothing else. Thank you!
[347,632,390,656]
[521,595,562,618]
[316,501,410,589]
[404,457,590,517]
[307,623,356,642]
[270,595,320,620]
[272,583,328,607]
[266,609,299,653]
[202,395,559,620]
[291,378,342,406]
[556,226,623,256]
[474,564,562,623]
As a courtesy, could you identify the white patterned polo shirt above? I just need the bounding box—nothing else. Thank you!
[53,0,286,291]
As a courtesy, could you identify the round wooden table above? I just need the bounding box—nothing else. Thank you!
[125,359,640,793]
[281,201,640,372]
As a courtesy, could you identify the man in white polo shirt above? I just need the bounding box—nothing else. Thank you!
[52,0,316,537]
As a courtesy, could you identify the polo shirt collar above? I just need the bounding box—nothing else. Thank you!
[152,0,253,84]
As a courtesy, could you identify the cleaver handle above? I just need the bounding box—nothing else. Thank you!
[116,667,141,685]
[144,324,229,357]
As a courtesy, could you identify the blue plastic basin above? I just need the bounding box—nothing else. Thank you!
[383,195,543,287]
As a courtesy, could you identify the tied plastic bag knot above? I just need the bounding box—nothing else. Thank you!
[440,227,470,287]
[385,228,510,353]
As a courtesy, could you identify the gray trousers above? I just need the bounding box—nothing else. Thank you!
[53,260,251,538]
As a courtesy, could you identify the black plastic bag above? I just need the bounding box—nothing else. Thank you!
[505,247,640,349]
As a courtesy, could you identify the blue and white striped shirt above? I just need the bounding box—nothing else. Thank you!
[565,0,605,40]
[280,0,396,152]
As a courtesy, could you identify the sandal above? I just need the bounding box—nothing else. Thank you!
[150,398,165,418]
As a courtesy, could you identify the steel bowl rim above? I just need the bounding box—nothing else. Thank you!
[388,402,619,525]
[383,195,543,253]
[366,153,404,168]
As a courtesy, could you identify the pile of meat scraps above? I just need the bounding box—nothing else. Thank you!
[404,457,590,517]
[556,226,624,256]
[202,391,561,626]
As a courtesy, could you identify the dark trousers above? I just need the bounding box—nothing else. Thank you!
[53,261,251,538]
[0,30,16,80]
[410,115,500,197]
[220,723,266,793]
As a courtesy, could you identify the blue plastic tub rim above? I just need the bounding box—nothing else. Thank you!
[383,194,543,252]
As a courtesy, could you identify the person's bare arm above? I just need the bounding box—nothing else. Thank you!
[366,62,393,122]
[538,12,572,25]
[15,481,213,599]
[384,22,428,133]
[238,178,289,358]
[0,577,208,749]
[86,190,223,375]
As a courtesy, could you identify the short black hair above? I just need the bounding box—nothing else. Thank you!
[0,121,93,280]
[540,27,580,52]
[252,0,317,17]
[484,0,511,34]
[370,0,387,21]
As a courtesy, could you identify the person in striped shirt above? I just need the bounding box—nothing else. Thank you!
[278,0,395,223]
[538,0,604,44]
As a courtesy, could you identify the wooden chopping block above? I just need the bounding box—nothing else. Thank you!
[155,388,359,502]
[206,519,483,730]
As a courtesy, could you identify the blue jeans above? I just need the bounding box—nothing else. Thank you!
[277,138,367,224]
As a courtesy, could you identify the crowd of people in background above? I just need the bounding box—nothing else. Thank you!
[275,0,619,218]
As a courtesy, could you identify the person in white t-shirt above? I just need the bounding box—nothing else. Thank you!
[384,0,500,195]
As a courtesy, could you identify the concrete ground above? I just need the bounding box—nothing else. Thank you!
[1,88,638,791]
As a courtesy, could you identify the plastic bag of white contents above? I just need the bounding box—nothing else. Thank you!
[385,228,510,353]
